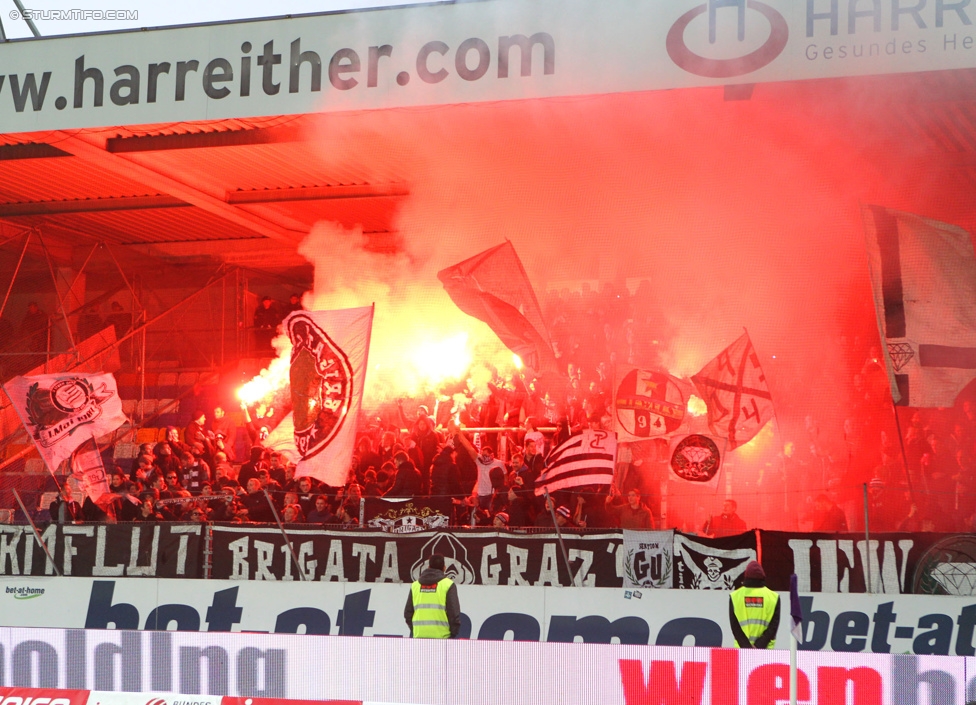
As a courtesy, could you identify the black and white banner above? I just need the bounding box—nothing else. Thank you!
[0,523,202,578]
[211,525,623,586]
[759,531,965,595]
[362,496,453,532]
[673,532,757,590]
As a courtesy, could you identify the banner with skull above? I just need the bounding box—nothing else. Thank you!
[672,532,756,590]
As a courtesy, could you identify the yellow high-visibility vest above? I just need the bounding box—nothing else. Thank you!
[410,577,453,638]
[730,586,779,648]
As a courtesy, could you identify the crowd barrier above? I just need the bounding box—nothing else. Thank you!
[0,627,973,703]
[4,577,976,656]
[0,523,974,596]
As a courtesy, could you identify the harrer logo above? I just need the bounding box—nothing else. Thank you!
[666,0,789,78]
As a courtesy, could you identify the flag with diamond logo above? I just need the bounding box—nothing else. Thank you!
[863,206,976,407]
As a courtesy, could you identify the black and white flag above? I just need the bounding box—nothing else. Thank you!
[535,430,616,495]
[863,206,976,407]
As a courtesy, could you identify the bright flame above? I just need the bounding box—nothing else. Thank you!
[237,351,291,405]
[732,422,774,461]
[408,333,473,385]
[687,394,707,417]
[513,354,523,370]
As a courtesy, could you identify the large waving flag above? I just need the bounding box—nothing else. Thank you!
[863,206,976,407]
[535,429,616,495]
[3,372,126,471]
[613,366,690,442]
[691,331,774,450]
[438,242,557,373]
[287,306,373,487]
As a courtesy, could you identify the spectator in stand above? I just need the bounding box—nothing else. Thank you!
[294,476,318,513]
[115,482,143,522]
[50,484,84,524]
[285,293,304,315]
[257,468,283,507]
[517,437,546,499]
[386,451,423,498]
[241,402,273,448]
[282,504,305,523]
[866,478,903,532]
[307,495,337,524]
[131,454,154,484]
[253,296,280,354]
[210,406,237,462]
[504,478,533,526]
[523,417,545,456]
[268,451,288,486]
[355,436,382,482]
[211,487,241,522]
[335,502,359,527]
[493,511,509,529]
[214,462,240,493]
[184,411,212,456]
[238,446,268,489]
[456,489,492,527]
[702,499,748,537]
[455,427,504,509]
[152,441,183,485]
[161,470,190,518]
[362,468,383,497]
[429,444,465,502]
[241,477,275,522]
[535,498,573,528]
[812,494,848,532]
[411,417,439,485]
[136,492,164,521]
[605,487,655,529]
[182,446,212,493]
[188,505,209,522]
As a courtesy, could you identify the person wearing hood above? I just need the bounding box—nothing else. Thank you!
[729,560,780,648]
[404,554,461,639]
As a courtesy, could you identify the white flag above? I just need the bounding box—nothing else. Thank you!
[4,372,126,471]
[287,306,373,487]
[863,206,976,407]
[70,436,112,504]
[535,429,616,496]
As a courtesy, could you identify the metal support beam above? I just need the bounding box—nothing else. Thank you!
[0,195,188,216]
[50,132,305,244]
[106,126,303,152]
[227,183,409,204]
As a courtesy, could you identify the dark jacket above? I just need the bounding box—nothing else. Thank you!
[404,567,462,638]
[386,461,423,498]
[429,449,464,500]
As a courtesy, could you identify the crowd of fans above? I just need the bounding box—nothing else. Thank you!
[35,281,976,534]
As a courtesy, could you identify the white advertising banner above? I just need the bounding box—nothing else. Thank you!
[2,0,976,132]
[0,627,969,704]
[5,577,976,657]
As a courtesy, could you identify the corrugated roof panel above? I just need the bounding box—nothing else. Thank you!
[4,206,267,245]
[123,142,407,193]
[0,157,165,203]
[238,194,402,233]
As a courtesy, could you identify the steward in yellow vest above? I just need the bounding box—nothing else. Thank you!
[729,560,780,648]
[404,554,462,638]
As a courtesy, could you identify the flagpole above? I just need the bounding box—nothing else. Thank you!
[12,488,62,576]
[863,482,872,594]
[887,396,918,507]
[789,573,803,705]
[790,629,798,705]
[544,488,579,587]
[264,489,307,582]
